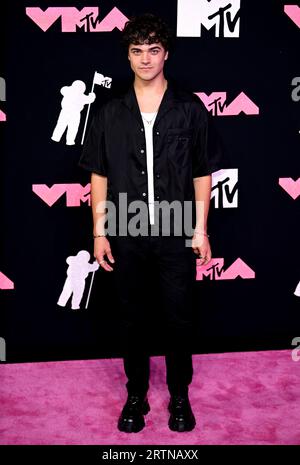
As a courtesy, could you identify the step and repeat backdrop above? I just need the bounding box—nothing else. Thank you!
[1,0,299,362]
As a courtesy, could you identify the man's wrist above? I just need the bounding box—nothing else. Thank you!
[194,231,210,237]
[194,224,208,233]
[193,225,209,237]
[93,232,106,238]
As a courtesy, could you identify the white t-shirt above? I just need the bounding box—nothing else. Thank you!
[141,112,157,225]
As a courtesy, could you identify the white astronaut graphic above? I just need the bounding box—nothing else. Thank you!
[51,80,95,145]
[294,280,300,297]
[57,250,99,310]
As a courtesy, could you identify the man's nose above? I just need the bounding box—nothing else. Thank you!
[141,52,150,63]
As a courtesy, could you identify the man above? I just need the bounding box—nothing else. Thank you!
[78,13,223,433]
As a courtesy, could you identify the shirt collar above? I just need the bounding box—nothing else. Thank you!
[121,78,179,128]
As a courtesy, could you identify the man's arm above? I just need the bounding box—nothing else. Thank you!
[91,172,107,236]
[193,174,212,233]
[91,173,115,271]
[192,174,212,265]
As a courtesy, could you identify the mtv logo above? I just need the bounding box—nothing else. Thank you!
[177,0,240,37]
[195,92,259,116]
[211,169,238,208]
[93,72,112,88]
[32,184,91,206]
[196,257,255,280]
[26,6,128,32]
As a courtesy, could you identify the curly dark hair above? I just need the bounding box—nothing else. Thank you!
[120,13,174,53]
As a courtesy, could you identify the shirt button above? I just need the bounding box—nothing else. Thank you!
[142,192,147,197]
[156,173,160,179]
[141,170,145,175]
[140,149,145,154]
[140,127,144,132]
[156,195,160,200]
[156,131,160,135]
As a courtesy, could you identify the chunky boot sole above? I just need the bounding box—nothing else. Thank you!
[168,403,196,432]
[118,399,150,433]
[168,415,196,432]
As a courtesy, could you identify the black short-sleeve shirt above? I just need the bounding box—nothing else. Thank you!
[78,78,225,235]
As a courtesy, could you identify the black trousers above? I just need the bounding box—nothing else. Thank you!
[109,232,196,397]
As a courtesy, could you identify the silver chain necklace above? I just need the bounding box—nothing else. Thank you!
[141,112,157,125]
[140,81,168,126]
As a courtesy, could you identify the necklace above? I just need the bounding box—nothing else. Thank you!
[141,112,157,125]
[139,81,168,126]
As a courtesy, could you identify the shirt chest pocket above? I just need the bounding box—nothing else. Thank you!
[166,128,193,168]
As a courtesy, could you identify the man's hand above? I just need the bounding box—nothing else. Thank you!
[94,237,115,272]
[191,234,211,266]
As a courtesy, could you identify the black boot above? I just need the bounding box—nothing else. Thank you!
[117,394,150,433]
[168,394,196,432]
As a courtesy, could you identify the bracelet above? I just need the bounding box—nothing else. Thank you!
[194,231,210,237]
[93,234,106,238]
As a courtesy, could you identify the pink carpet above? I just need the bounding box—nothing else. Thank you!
[0,349,299,445]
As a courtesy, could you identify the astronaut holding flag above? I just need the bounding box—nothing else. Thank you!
[51,80,96,146]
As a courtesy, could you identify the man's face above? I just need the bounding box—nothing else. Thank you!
[128,41,168,82]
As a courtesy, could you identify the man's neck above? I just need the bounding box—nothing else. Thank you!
[133,75,168,97]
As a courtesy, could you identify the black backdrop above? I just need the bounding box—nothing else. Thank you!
[1,0,299,363]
